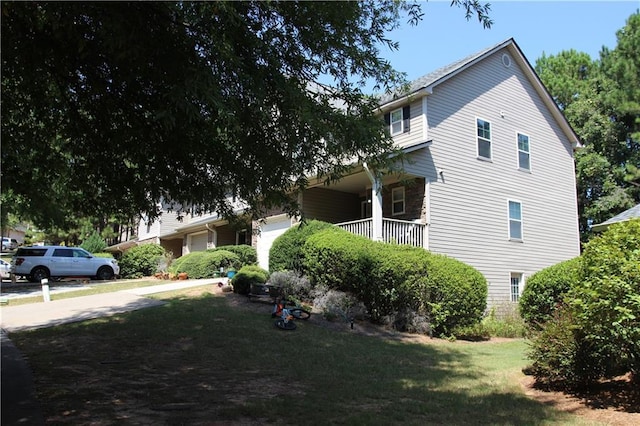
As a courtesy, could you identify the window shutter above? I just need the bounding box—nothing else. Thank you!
[384,112,390,126]
[402,106,410,133]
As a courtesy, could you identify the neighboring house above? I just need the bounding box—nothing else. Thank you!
[2,224,27,246]
[139,38,582,306]
[128,200,253,259]
[591,203,640,232]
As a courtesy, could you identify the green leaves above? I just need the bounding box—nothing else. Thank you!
[535,12,640,243]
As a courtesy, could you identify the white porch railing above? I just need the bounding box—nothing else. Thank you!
[336,218,425,248]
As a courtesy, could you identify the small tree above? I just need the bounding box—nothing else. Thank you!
[80,231,107,253]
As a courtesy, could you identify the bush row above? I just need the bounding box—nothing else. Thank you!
[119,244,258,280]
[272,223,488,336]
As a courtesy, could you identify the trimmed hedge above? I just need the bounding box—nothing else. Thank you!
[518,257,583,328]
[232,264,269,295]
[415,253,487,334]
[171,250,240,279]
[119,244,167,278]
[269,219,334,272]
[209,245,256,266]
[302,227,487,335]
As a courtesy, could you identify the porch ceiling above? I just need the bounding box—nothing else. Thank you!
[308,167,420,194]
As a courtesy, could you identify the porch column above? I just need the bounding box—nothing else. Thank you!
[363,162,383,242]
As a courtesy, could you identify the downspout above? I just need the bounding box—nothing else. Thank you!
[363,162,383,242]
[205,223,217,249]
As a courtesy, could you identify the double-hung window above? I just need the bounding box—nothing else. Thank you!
[390,108,403,135]
[517,133,531,170]
[385,106,411,136]
[392,187,405,216]
[477,118,492,160]
[508,200,523,241]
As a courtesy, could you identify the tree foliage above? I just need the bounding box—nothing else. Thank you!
[535,12,640,243]
[1,1,491,229]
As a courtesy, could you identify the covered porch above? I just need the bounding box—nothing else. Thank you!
[300,163,429,249]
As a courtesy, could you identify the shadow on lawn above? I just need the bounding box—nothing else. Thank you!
[12,292,574,425]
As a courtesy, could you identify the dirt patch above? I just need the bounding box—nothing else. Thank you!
[520,375,640,426]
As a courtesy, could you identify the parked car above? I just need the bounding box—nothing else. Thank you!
[11,246,119,282]
[0,258,11,279]
[2,237,19,251]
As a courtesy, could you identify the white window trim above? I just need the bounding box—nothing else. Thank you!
[392,187,405,216]
[476,117,492,161]
[508,199,523,242]
[390,108,403,136]
[510,272,524,303]
[517,132,531,171]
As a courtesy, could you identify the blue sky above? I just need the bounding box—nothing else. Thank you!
[380,0,639,83]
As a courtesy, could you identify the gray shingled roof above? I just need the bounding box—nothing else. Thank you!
[377,38,514,106]
[591,203,640,231]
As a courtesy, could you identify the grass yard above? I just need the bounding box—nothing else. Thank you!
[9,286,602,425]
[0,279,167,306]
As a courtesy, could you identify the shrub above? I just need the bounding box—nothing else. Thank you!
[92,252,114,258]
[303,228,487,335]
[268,271,313,304]
[269,219,333,272]
[570,218,640,381]
[119,244,167,278]
[415,253,487,336]
[526,303,613,389]
[209,245,256,266]
[80,231,107,253]
[302,227,373,294]
[313,289,367,323]
[519,257,582,328]
[525,219,640,388]
[232,264,269,295]
[172,250,240,279]
[481,304,527,338]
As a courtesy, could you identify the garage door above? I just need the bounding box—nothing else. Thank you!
[256,216,291,270]
[188,232,208,253]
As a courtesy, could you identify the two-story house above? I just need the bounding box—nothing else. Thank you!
[136,38,581,305]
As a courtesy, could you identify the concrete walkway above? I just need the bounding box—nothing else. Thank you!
[0,278,224,426]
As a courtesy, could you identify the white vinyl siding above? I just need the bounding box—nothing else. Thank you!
[508,200,523,241]
[392,187,405,216]
[517,133,531,170]
[390,101,425,149]
[477,118,492,160]
[415,47,579,304]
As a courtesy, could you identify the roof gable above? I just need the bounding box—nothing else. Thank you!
[377,38,581,149]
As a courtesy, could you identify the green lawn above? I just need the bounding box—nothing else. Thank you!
[10,288,595,425]
[0,279,165,306]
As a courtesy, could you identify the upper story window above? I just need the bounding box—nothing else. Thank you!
[508,200,523,241]
[392,187,405,215]
[385,106,411,136]
[477,118,492,160]
[390,109,403,135]
[517,133,531,171]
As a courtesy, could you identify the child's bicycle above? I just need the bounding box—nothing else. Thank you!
[272,298,311,330]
